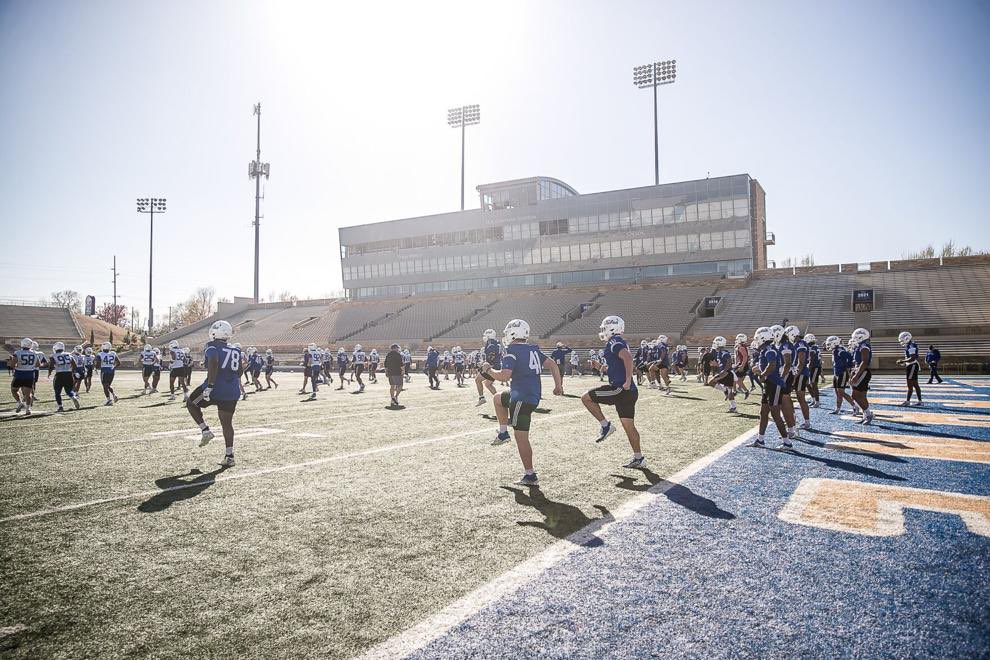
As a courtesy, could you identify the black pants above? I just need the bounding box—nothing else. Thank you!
[427,366,439,388]
[928,365,942,383]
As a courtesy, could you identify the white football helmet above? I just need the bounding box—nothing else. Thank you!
[754,326,773,345]
[101,342,112,351]
[483,329,497,341]
[640,339,647,347]
[231,342,242,350]
[556,341,564,348]
[338,347,345,354]
[599,316,625,341]
[74,345,83,353]
[769,325,785,344]
[266,349,272,355]
[783,325,801,342]
[169,339,179,349]
[354,344,362,352]
[503,319,531,345]
[20,337,32,348]
[85,347,93,355]
[370,348,378,355]
[183,347,191,355]
[428,345,434,352]
[735,333,748,346]
[249,347,257,355]
[804,334,817,345]
[53,341,65,352]
[154,347,161,355]
[898,331,912,346]
[31,341,39,351]
[824,335,841,350]
[656,334,668,345]
[308,343,317,351]
[143,344,152,351]
[712,336,727,349]
[209,320,233,340]
[851,327,871,345]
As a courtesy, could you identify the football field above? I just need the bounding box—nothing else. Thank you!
[0,370,755,658]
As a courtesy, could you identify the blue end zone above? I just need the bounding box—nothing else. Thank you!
[413,378,990,658]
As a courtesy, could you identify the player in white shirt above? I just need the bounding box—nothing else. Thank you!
[352,344,367,393]
[167,340,188,401]
[83,346,95,392]
[95,342,121,406]
[139,344,157,394]
[9,338,38,414]
[47,342,82,412]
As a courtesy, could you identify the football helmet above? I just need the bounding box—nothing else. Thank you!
[735,333,748,346]
[824,335,840,350]
[503,319,531,345]
[898,331,912,346]
[169,339,179,349]
[74,345,83,353]
[804,334,817,345]
[53,341,65,352]
[31,341,39,350]
[851,327,871,345]
[143,344,152,352]
[85,347,93,355]
[640,339,647,347]
[20,338,32,348]
[249,347,257,355]
[656,334,668,345]
[754,326,773,345]
[712,336,727,349]
[101,342,112,351]
[555,341,564,348]
[265,349,272,355]
[427,345,434,352]
[783,325,801,342]
[338,347,345,354]
[769,325,785,344]
[209,320,233,340]
[483,329,497,341]
[308,343,317,351]
[231,343,242,350]
[354,344,362,352]
[183,347,191,355]
[599,316,625,341]
[154,348,161,355]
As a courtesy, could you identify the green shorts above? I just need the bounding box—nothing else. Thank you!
[500,391,537,432]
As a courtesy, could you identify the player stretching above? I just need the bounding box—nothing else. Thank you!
[48,342,82,412]
[9,338,38,414]
[263,349,278,390]
[772,325,799,439]
[168,340,189,401]
[483,319,563,487]
[475,329,501,405]
[848,327,874,425]
[83,346,95,392]
[95,341,120,406]
[897,331,923,406]
[453,346,465,386]
[336,348,350,390]
[425,345,440,390]
[582,316,644,468]
[788,326,813,430]
[732,334,751,400]
[824,336,857,415]
[186,320,242,467]
[805,334,822,407]
[747,326,791,449]
[709,336,738,412]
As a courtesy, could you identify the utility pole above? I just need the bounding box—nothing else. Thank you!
[249,103,271,304]
[136,198,166,335]
[110,256,120,326]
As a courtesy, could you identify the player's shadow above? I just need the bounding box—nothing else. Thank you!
[667,394,705,401]
[867,424,978,442]
[785,449,906,481]
[731,412,760,419]
[387,404,406,410]
[500,486,611,546]
[137,467,228,513]
[611,469,735,519]
[139,401,173,409]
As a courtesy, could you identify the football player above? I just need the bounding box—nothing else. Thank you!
[186,320,242,467]
[83,346,95,393]
[263,349,278,390]
[95,341,120,406]
[249,347,264,392]
[550,342,572,376]
[805,334,822,407]
[139,344,156,394]
[304,343,322,400]
[747,326,791,449]
[353,344,367,393]
[167,340,188,401]
[475,329,501,405]
[708,336,737,412]
[772,324,799,439]
[896,331,922,406]
[31,340,45,395]
[452,346,465,386]
[732,334,751,400]
[425,345,440,390]
[482,319,563,487]
[368,348,379,384]
[336,347,350,390]
[825,335,857,415]
[182,347,194,389]
[401,347,412,383]
[569,349,581,377]
[648,335,673,395]
[582,316,643,468]
[848,328,874,424]
[230,343,247,400]
[788,326,812,430]
[151,347,163,392]
[9,338,38,414]
[48,342,81,412]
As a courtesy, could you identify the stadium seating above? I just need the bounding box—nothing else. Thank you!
[437,289,593,342]
[0,305,81,341]
[554,285,714,339]
[349,295,496,342]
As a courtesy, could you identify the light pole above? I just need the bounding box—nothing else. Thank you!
[248,103,271,303]
[447,104,480,210]
[136,197,166,335]
[633,59,677,185]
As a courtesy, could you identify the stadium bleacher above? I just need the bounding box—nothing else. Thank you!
[437,289,593,343]
[0,304,81,343]
[555,285,715,340]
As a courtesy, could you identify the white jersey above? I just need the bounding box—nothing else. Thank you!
[34,350,45,370]
[369,352,380,364]
[85,354,94,367]
[401,350,411,364]
[97,350,118,371]
[170,348,184,369]
[51,351,75,373]
[12,348,38,373]
[353,350,366,365]
[570,352,580,365]
[309,349,323,367]
[140,350,156,366]
[453,350,464,364]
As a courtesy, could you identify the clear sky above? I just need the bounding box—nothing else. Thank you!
[1,0,987,321]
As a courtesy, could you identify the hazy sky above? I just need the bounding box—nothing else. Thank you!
[1,0,987,321]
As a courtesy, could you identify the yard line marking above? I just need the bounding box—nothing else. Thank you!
[0,624,27,639]
[357,425,757,660]
[0,401,624,523]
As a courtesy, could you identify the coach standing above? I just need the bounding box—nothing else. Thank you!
[550,342,572,373]
[385,343,404,408]
[926,345,943,384]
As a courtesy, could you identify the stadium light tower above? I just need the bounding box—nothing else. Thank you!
[447,104,480,210]
[249,103,271,303]
[136,197,166,334]
[633,59,677,185]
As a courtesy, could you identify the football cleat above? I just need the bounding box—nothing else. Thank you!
[14,402,23,413]
[515,473,539,487]
[800,420,812,430]
[168,394,176,401]
[492,430,511,446]
[746,437,766,448]
[199,429,215,447]
[219,455,235,467]
[828,409,841,415]
[475,396,486,407]
[623,456,647,469]
[911,401,923,407]
[56,405,64,413]
[898,400,910,407]
[71,396,80,410]
[780,440,794,450]
[104,399,113,407]
[595,421,615,444]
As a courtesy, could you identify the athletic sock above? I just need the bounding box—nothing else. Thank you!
[634,452,643,459]
[225,447,233,456]
[600,419,610,429]
[525,469,535,475]
[498,425,507,434]
[198,422,209,431]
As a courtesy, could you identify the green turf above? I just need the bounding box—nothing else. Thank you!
[0,370,757,658]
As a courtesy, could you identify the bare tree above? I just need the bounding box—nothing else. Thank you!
[799,253,815,267]
[277,290,298,303]
[181,287,216,325]
[50,289,81,312]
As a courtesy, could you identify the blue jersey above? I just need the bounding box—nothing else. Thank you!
[832,347,851,376]
[903,340,919,365]
[809,344,821,370]
[202,340,242,401]
[337,353,348,368]
[501,342,548,405]
[603,336,636,391]
[483,339,502,364]
[854,341,872,368]
[656,343,669,367]
[794,339,810,375]
[714,347,731,372]
[550,346,571,367]
[265,355,275,370]
[760,345,785,386]
[426,349,439,368]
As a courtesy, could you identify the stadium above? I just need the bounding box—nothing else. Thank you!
[2,3,989,659]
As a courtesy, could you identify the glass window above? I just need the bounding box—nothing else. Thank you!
[687,234,699,251]
[609,213,620,230]
[721,200,733,218]
[724,231,736,248]
[514,249,523,264]
[541,247,550,263]
[698,203,709,222]
[642,237,654,255]
[619,211,630,229]
[734,198,748,217]
[630,210,642,228]
[674,206,685,223]
[550,246,560,262]
[700,233,711,250]
[631,238,642,256]
[686,204,697,222]
[610,240,621,256]
[711,232,723,250]
[663,235,674,252]
[601,241,611,259]
[580,243,591,260]
[676,235,688,252]
[736,229,750,247]
[621,240,632,256]
[590,242,600,259]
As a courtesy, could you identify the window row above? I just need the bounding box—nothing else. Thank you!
[343,198,750,256]
[350,259,753,298]
[343,230,751,281]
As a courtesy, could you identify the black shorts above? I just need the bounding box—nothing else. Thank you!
[809,367,821,383]
[781,372,794,396]
[33,371,39,384]
[101,370,116,386]
[734,366,749,379]
[793,372,809,392]
[12,374,33,389]
[588,385,638,419]
[715,371,735,388]
[142,365,154,378]
[54,372,75,391]
[74,370,86,381]
[850,369,872,392]
[86,366,94,377]
[762,380,783,406]
[387,373,403,388]
[189,384,238,413]
[832,372,850,389]
[905,363,920,381]
[499,391,538,431]
[354,364,364,376]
